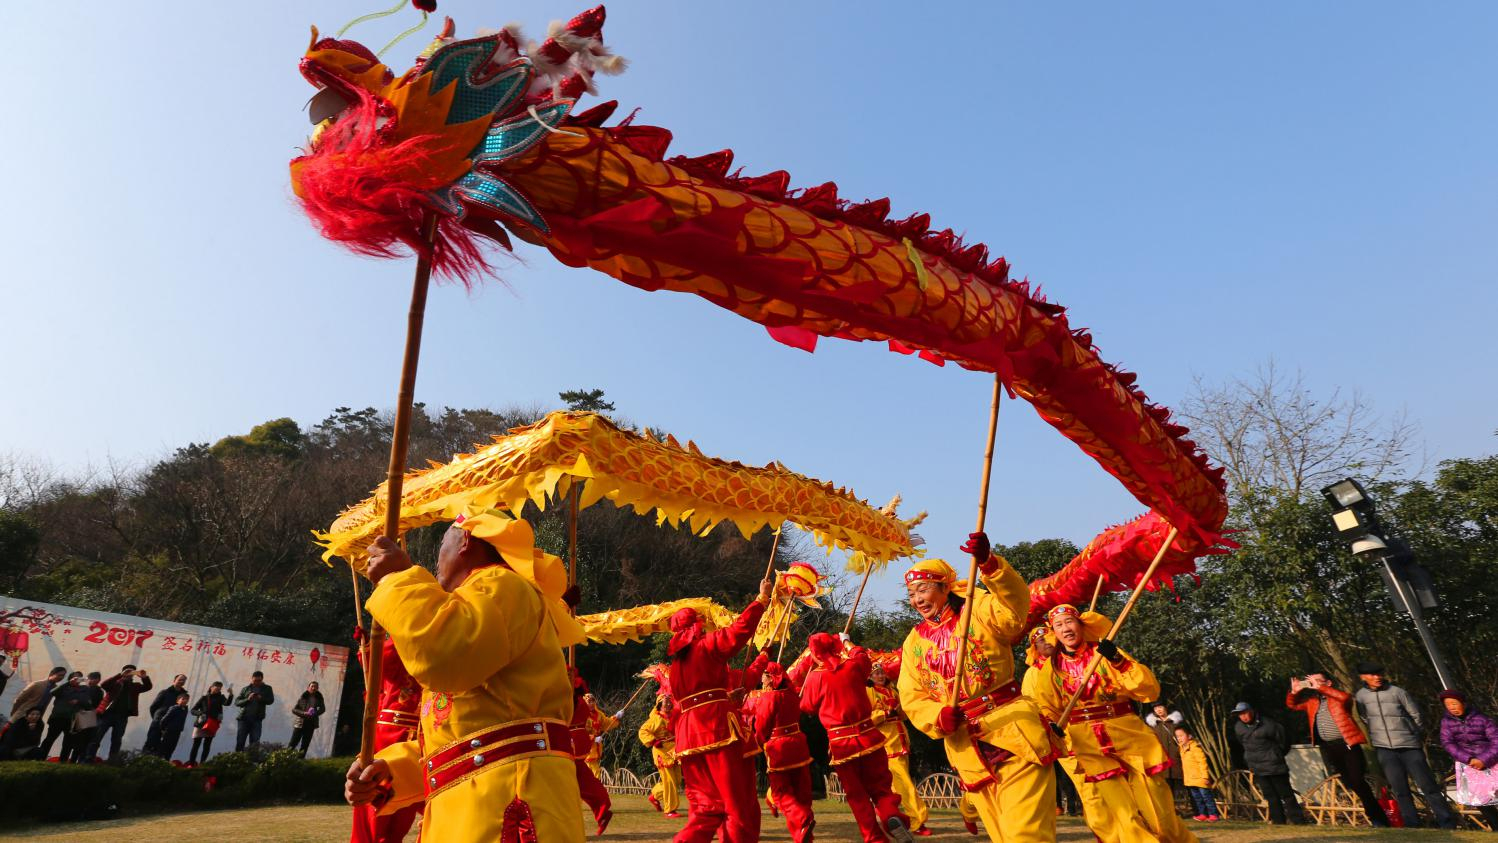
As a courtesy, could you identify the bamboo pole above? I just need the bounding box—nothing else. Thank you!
[773,599,797,663]
[359,210,438,766]
[946,375,1003,707]
[618,679,653,714]
[1053,526,1180,726]
[761,524,784,580]
[566,481,581,666]
[842,563,876,635]
[350,566,368,678]
[1088,574,1106,613]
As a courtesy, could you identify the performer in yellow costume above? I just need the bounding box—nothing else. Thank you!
[344,513,585,843]
[581,692,621,778]
[639,695,683,817]
[898,532,1058,843]
[1021,626,1116,842]
[869,659,931,836]
[1031,604,1197,843]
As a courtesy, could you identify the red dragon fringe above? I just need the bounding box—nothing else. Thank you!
[294,89,492,284]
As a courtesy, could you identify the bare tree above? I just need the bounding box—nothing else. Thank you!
[1180,360,1421,500]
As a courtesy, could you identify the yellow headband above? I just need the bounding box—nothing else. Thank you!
[903,557,971,599]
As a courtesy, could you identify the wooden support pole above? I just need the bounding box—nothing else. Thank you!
[762,524,784,581]
[842,564,876,635]
[1053,526,1181,726]
[773,601,797,663]
[359,210,438,766]
[1088,574,1106,613]
[619,679,653,714]
[946,375,1003,706]
[566,481,581,666]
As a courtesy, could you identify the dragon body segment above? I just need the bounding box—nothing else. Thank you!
[291,6,1229,619]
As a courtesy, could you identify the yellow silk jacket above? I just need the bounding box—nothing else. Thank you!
[867,685,911,758]
[899,562,1056,790]
[1031,643,1169,782]
[366,564,584,842]
[638,707,677,768]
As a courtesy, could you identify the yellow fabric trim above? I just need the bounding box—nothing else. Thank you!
[317,411,916,569]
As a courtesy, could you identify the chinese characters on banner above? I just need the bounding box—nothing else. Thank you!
[0,597,348,761]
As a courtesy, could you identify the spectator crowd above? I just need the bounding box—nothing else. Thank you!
[0,664,325,765]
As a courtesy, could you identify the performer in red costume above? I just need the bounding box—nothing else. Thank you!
[754,662,815,842]
[668,578,773,843]
[800,633,916,843]
[568,667,614,836]
[350,636,423,843]
[733,651,773,816]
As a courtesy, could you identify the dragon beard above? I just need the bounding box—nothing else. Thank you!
[292,87,494,284]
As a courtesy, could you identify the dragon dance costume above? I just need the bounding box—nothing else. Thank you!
[1020,627,1116,843]
[567,672,613,835]
[363,515,584,843]
[753,662,815,842]
[667,598,766,843]
[869,669,931,833]
[638,697,682,816]
[350,637,423,843]
[899,556,1058,843]
[1031,605,1197,843]
[581,693,618,778]
[801,634,912,843]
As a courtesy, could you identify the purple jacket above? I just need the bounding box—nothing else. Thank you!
[1441,707,1498,769]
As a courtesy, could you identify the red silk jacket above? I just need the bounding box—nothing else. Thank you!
[754,684,812,771]
[669,599,767,756]
[372,637,423,750]
[799,647,884,765]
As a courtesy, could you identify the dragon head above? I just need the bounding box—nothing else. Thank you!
[289,5,622,281]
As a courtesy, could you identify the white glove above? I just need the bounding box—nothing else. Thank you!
[594,736,604,744]
[614,710,625,720]
[837,632,851,644]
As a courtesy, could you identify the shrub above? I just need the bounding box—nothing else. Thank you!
[0,762,128,822]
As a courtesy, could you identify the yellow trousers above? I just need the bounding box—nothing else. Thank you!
[887,755,929,830]
[652,763,682,814]
[964,756,1056,843]
[1127,771,1197,843]
[1058,763,1197,843]
[959,792,979,824]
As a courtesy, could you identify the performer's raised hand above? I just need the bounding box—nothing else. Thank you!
[366,536,413,584]
[960,531,991,565]
[1095,638,1122,664]
[758,577,774,604]
[345,757,392,806]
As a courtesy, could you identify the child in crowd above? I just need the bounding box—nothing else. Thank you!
[155,692,191,760]
[1175,725,1221,822]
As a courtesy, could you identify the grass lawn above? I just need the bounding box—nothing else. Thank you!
[0,801,1490,841]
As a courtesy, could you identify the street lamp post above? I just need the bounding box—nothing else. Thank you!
[1320,478,1456,691]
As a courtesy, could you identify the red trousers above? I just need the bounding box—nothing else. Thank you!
[574,758,612,824]
[769,765,815,843]
[350,803,418,843]
[675,744,762,843]
[836,749,908,843]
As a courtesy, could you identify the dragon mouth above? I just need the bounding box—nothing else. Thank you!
[299,62,363,147]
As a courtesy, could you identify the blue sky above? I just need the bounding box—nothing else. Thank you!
[2,2,1495,611]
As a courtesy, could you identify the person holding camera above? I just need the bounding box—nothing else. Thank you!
[234,671,275,752]
[90,664,152,762]
[40,671,87,759]
[1285,671,1389,826]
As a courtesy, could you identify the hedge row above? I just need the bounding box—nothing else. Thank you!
[0,748,348,823]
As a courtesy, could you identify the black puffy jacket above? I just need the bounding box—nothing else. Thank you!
[1234,714,1290,775]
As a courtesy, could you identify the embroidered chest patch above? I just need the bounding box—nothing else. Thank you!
[423,691,454,728]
